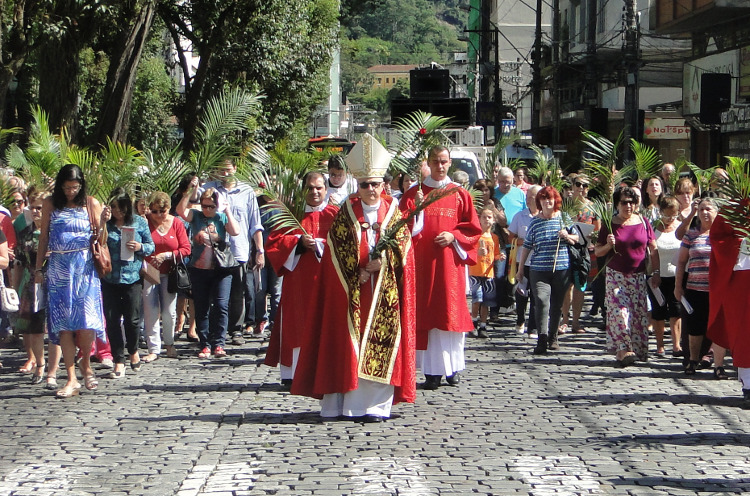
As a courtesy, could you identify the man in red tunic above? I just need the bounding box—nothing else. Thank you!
[399,145,482,390]
[292,134,416,422]
[707,214,750,406]
[264,172,338,386]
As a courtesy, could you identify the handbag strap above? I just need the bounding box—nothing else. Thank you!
[85,196,99,238]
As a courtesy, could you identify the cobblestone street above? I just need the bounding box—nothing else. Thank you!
[1,312,749,495]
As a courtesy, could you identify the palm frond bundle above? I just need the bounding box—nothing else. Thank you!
[242,140,325,236]
[527,144,563,190]
[686,162,716,197]
[717,156,750,241]
[138,146,189,198]
[581,130,626,199]
[189,87,263,179]
[372,186,460,258]
[560,196,583,226]
[589,198,616,248]
[389,111,452,182]
[623,140,662,182]
[479,134,517,181]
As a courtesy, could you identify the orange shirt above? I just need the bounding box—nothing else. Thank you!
[469,232,501,278]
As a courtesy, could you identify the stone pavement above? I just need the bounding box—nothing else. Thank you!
[1,312,749,496]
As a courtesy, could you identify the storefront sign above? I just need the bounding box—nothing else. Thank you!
[643,118,690,140]
[741,46,750,98]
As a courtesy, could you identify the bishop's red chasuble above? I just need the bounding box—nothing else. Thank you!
[399,183,482,349]
[264,204,338,369]
[292,195,417,405]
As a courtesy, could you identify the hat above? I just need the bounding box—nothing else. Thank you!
[345,133,390,181]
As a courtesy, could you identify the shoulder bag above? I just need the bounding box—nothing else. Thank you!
[86,196,112,278]
[205,218,238,270]
[0,271,19,313]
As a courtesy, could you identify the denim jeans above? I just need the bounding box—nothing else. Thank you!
[101,280,143,364]
[251,262,282,325]
[189,267,232,349]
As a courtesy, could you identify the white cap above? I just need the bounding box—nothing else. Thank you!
[345,133,390,181]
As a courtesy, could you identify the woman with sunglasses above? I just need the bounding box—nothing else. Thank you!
[100,188,155,378]
[176,180,239,358]
[594,186,660,366]
[143,192,191,361]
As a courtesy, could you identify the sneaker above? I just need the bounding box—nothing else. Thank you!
[497,306,515,315]
[231,334,245,346]
[515,323,525,334]
[477,325,489,339]
[197,347,211,359]
[528,331,538,339]
[213,346,227,358]
[100,358,114,369]
[254,320,268,335]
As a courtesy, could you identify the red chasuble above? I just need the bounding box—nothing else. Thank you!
[264,204,338,369]
[291,195,417,404]
[707,215,750,368]
[399,183,482,349]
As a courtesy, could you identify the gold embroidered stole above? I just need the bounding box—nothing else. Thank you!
[327,198,412,384]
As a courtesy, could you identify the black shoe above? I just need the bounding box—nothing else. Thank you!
[533,335,548,355]
[713,367,729,380]
[445,373,460,386]
[684,360,697,375]
[743,389,750,408]
[359,414,386,423]
[422,375,441,390]
[231,334,245,346]
[281,378,292,389]
[468,329,479,338]
[548,339,560,351]
[477,326,488,339]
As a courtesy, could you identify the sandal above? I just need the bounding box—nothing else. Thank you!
[19,360,36,374]
[713,367,729,380]
[31,365,46,385]
[142,353,159,363]
[84,375,98,390]
[56,382,81,398]
[558,324,568,335]
[45,376,58,390]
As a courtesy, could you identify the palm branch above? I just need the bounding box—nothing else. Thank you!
[581,130,626,199]
[389,111,452,182]
[589,198,616,248]
[561,196,584,225]
[527,145,563,190]
[372,186,460,258]
[189,87,263,179]
[139,145,189,197]
[623,140,662,181]
[479,134,517,181]
[717,156,750,241]
[469,187,485,212]
[686,163,716,197]
[241,140,325,236]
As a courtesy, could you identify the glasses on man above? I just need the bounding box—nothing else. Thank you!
[574,181,589,188]
[359,181,382,189]
[201,204,216,210]
[151,209,167,214]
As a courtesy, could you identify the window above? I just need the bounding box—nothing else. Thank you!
[386,77,390,83]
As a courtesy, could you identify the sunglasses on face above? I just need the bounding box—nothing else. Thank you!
[151,209,167,214]
[359,182,382,189]
[201,204,216,210]
[574,181,589,188]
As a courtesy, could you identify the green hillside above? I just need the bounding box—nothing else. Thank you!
[340,0,467,116]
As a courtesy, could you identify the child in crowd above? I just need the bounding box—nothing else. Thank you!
[469,208,504,338]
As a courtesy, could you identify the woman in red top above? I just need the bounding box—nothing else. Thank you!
[143,192,191,360]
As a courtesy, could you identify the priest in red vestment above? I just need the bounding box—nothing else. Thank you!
[707,214,750,406]
[292,134,416,422]
[399,145,482,390]
[264,173,338,386]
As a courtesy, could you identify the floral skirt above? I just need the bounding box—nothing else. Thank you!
[605,268,649,360]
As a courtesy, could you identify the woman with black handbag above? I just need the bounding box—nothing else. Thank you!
[143,192,191,361]
[176,182,239,358]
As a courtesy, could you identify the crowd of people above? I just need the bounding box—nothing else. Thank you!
[1,142,749,416]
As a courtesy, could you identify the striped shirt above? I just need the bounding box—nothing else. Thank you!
[682,228,711,292]
[523,215,570,272]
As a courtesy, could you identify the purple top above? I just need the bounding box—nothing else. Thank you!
[598,219,654,274]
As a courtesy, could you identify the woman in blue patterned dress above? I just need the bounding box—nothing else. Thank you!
[34,164,107,398]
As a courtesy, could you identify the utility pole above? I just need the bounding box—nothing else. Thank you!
[622,0,640,161]
[583,0,598,132]
[551,0,560,146]
[531,0,543,141]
